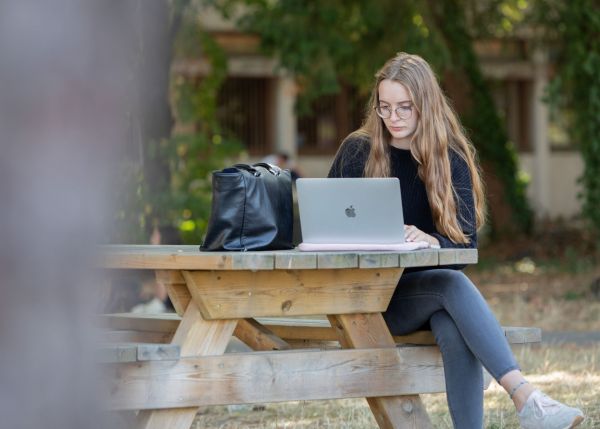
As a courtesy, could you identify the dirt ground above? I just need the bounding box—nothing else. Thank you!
[469,227,600,331]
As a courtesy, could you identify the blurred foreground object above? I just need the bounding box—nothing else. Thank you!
[0,1,139,428]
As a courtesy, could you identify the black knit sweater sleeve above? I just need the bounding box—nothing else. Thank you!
[429,151,478,249]
[327,136,370,178]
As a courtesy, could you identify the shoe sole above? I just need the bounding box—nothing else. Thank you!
[568,415,584,428]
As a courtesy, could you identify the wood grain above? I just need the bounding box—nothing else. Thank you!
[98,343,180,363]
[136,303,237,429]
[165,282,192,316]
[233,318,291,351]
[329,313,433,429]
[183,268,403,319]
[100,313,180,333]
[105,346,446,410]
[99,330,173,344]
[100,314,541,347]
[98,245,479,270]
[438,248,478,265]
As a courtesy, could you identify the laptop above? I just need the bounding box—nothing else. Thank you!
[296,178,409,250]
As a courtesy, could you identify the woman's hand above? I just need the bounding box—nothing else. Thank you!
[404,225,440,246]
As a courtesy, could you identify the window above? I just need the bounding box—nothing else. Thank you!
[297,85,366,155]
[217,77,274,155]
[489,78,532,152]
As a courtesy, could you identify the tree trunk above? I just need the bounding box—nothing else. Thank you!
[132,0,177,227]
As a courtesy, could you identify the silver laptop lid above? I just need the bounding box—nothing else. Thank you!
[296,178,405,245]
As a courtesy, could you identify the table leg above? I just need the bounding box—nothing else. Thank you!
[328,313,433,429]
[136,302,237,429]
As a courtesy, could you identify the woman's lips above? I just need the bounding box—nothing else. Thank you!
[390,126,406,132]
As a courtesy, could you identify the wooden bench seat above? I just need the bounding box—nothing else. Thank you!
[98,342,180,363]
[100,313,542,348]
[99,312,542,411]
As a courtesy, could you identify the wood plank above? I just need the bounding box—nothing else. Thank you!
[99,245,482,270]
[438,248,478,265]
[165,283,191,316]
[98,344,137,363]
[98,344,180,363]
[101,313,180,333]
[104,346,446,410]
[183,268,403,319]
[398,249,438,268]
[233,318,291,351]
[136,410,197,429]
[317,253,358,269]
[170,304,237,357]
[359,253,400,268]
[329,313,433,429]
[264,324,436,345]
[156,270,185,283]
[136,303,237,429]
[275,252,317,269]
[229,253,274,270]
[100,330,173,344]
[262,324,336,342]
[262,323,540,346]
[100,326,541,350]
[137,344,180,361]
[154,271,191,316]
[100,314,541,346]
[100,245,275,270]
[505,326,542,344]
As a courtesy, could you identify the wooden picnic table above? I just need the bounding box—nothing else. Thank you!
[99,245,480,429]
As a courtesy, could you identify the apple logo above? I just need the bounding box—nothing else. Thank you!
[345,205,356,218]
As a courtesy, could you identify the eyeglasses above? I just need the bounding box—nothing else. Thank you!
[374,104,414,120]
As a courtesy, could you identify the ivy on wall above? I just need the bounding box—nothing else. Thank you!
[428,0,533,234]
[538,0,600,238]
[161,8,243,243]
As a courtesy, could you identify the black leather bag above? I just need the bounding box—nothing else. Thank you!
[200,163,294,251]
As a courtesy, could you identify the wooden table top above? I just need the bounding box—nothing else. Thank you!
[99,245,477,271]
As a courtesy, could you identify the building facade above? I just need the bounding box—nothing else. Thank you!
[177,8,582,220]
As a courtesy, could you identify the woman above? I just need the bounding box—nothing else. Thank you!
[328,52,584,429]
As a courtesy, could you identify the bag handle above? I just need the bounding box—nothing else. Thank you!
[232,164,261,176]
[253,162,282,176]
[232,163,282,176]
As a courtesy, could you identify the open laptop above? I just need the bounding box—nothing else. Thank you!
[296,178,410,250]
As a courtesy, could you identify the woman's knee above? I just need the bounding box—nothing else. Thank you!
[430,311,482,377]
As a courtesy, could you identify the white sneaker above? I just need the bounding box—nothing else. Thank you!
[518,390,584,429]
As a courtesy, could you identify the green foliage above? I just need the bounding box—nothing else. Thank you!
[213,0,532,234]
[535,0,600,239]
[216,0,450,113]
[462,0,529,37]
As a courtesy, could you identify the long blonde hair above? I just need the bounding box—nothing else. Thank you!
[350,52,485,243]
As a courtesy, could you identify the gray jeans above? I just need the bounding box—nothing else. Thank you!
[383,269,519,429]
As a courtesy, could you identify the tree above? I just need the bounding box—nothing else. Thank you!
[113,0,188,242]
[113,0,242,243]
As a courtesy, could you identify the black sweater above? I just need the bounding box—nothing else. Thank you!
[328,136,477,269]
